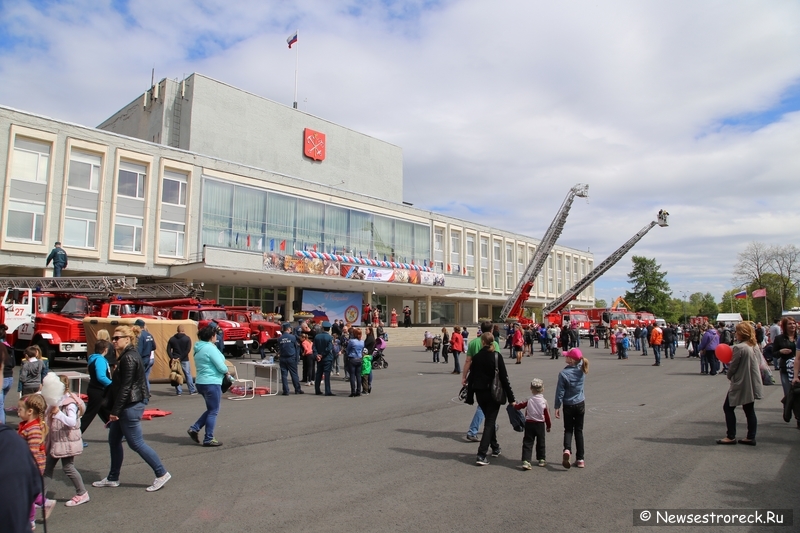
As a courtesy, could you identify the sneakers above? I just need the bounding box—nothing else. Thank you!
[203,439,223,447]
[465,434,479,442]
[562,450,571,469]
[187,429,199,443]
[146,472,171,492]
[476,455,490,466]
[92,478,119,488]
[521,461,532,470]
[538,459,547,467]
[43,499,56,519]
[65,492,90,507]
[491,448,501,457]
[575,460,585,468]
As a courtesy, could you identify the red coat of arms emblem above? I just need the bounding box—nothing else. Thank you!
[303,128,326,161]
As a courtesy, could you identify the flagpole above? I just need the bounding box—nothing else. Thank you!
[293,29,299,109]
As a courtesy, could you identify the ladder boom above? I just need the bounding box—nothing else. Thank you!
[542,210,669,316]
[499,183,589,321]
[0,276,137,293]
[119,282,206,300]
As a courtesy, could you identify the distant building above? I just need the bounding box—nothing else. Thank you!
[0,73,594,324]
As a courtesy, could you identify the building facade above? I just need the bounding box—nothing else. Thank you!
[0,74,594,325]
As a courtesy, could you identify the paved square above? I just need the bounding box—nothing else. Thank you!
[39,343,798,532]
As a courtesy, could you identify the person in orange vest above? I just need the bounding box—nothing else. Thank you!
[650,325,663,366]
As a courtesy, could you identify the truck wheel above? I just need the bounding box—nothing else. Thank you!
[249,341,260,355]
[35,339,57,366]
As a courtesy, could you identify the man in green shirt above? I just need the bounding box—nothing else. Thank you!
[462,321,501,441]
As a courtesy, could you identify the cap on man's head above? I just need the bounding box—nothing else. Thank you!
[134,319,146,327]
[322,321,331,329]
[281,322,291,330]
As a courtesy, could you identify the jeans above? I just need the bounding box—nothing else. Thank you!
[562,401,585,461]
[0,376,13,424]
[701,352,709,374]
[664,342,674,359]
[452,352,461,373]
[144,360,153,394]
[723,395,756,440]
[619,345,627,359]
[653,344,661,364]
[704,349,718,375]
[522,420,547,462]
[634,338,641,351]
[315,358,332,395]
[348,358,363,394]
[53,264,63,277]
[432,347,439,363]
[641,337,648,355]
[468,406,485,437]
[475,391,501,457]
[191,384,222,444]
[106,401,166,481]
[176,360,196,394]
[280,357,301,393]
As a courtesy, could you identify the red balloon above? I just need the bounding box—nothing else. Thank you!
[716,344,733,364]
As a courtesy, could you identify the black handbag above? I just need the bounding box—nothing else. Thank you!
[490,353,506,404]
[221,374,233,393]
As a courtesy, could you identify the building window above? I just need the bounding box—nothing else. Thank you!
[159,221,185,257]
[517,244,525,282]
[480,237,489,288]
[114,215,143,252]
[493,241,502,289]
[434,227,444,273]
[68,150,100,191]
[557,254,563,293]
[63,208,96,249]
[574,258,579,285]
[548,253,554,293]
[162,171,187,206]
[565,255,571,290]
[118,162,146,199]
[505,243,514,290]
[6,201,44,242]
[466,234,475,278]
[11,137,50,183]
[450,229,461,275]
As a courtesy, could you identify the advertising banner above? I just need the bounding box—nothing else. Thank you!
[302,290,362,325]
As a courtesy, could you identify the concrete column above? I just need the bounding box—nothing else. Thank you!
[286,286,295,322]
[426,295,432,324]
[473,298,479,324]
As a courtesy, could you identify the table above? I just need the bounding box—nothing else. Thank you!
[239,361,278,396]
[54,371,90,396]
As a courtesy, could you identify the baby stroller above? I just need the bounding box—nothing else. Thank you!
[372,336,388,369]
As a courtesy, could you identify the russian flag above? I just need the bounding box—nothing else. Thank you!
[734,290,747,299]
[287,31,298,49]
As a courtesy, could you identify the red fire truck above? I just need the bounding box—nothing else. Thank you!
[544,309,592,337]
[151,299,252,357]
[224,307,281,354]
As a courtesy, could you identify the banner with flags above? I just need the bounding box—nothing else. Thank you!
[751,288,767,298]
[734,290,747,299]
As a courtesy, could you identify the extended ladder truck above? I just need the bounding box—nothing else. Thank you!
[499,183,589,324]
[542,210,669,336]
[0,276,203,363]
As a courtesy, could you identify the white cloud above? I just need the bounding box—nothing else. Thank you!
[1,0,798,306]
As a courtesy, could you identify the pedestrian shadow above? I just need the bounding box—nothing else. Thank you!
[141,431,197,446]
[634,435,718,447]
[395,428,468,443]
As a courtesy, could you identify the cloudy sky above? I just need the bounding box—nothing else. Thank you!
[2,0,798,305]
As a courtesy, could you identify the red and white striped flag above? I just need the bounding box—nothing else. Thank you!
[752,288,767,298]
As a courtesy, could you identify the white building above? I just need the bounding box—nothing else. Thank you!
[0,73,594,324]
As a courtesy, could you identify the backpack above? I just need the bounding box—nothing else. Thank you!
[721,329,733,346]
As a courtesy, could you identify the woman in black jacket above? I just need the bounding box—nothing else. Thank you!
[92,325,171,492]
[466,332,515,466]
[772,317,798,427]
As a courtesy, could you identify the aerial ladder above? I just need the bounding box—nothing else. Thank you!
[0,276,137,293]
[541,210,669,317]
[499,183,589,322]
[117,282,206,300]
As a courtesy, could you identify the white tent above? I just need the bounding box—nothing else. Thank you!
[715,313,743,324]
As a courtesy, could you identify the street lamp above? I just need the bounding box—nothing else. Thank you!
[680,291,688,325]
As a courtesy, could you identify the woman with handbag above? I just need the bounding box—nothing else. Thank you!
[93,325,171,492]
[188,325,231,447]
[466,332,515,466]
[716,322,763,445]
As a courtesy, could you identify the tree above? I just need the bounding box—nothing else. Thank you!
[697,293,719,318]
[719,290,754,320]
[732,242,800,318]
[594,299,607,308]
[746,273,798,323]
[624,256,672,317]
[733,241,772,288]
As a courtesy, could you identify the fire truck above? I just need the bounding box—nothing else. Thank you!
[545,309,592,337]
[0,276,136,363]
[225,307,281,354]
[541,211,669,337]
[89,282,206,320]
[500,184,590,323]
[150,299,252,357]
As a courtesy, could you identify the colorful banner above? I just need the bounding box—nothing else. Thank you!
[301,290,362,325]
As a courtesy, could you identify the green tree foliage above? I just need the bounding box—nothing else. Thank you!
[733,242,800,321]
[697,293,719,317]
[624,256,672,317]
[594,299,607,308]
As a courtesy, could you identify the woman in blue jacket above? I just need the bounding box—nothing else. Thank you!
[188,325,231,447]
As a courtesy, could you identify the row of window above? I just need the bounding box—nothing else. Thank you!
[4,131,188,259]
[434,226,594,298]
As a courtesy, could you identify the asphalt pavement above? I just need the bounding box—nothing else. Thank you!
[20,342,799,533]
